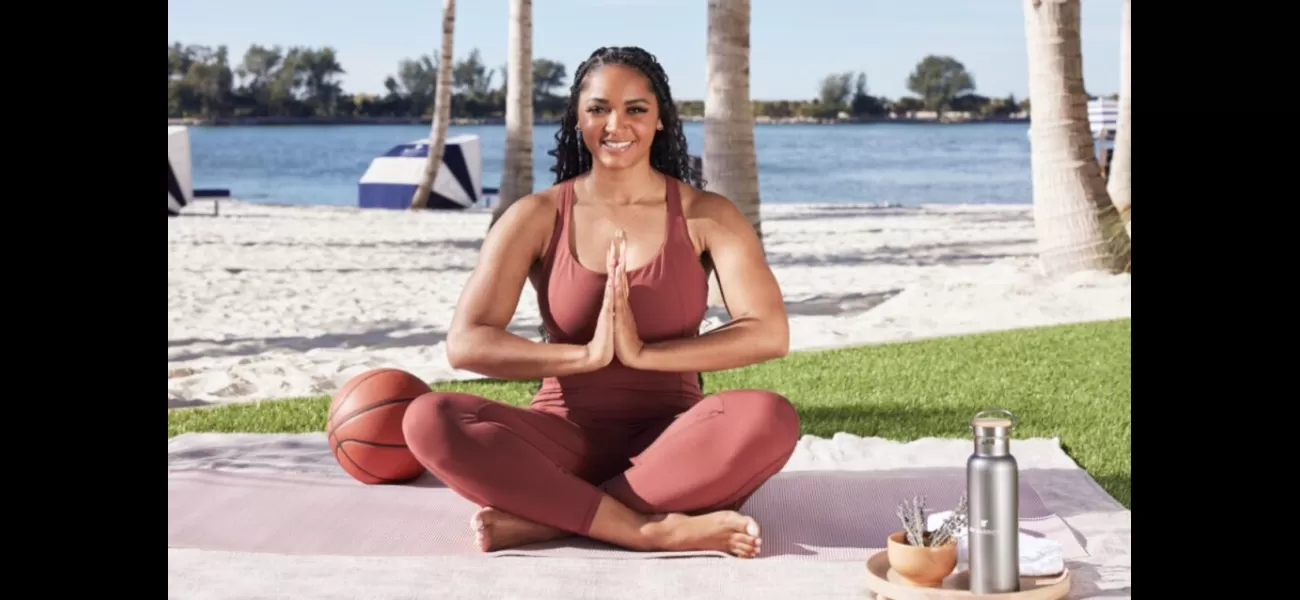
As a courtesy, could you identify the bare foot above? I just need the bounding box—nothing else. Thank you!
[646,510,763,558]
[471,507,570,551]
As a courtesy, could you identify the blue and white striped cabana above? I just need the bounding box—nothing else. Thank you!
[358,134,484,210]
[168,126,194,216]
[1087,98,1119,141]
[1026,98,1120,147]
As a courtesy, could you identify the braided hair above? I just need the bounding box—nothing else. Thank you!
[541,47,712,394]
[547,46,706,189]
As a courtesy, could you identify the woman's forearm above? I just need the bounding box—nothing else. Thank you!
[632,317,789,373]
[446,326,599,380]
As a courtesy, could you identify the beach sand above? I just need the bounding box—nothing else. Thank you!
[167,199,1130,408]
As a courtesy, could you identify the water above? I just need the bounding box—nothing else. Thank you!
[185,121,1033,207]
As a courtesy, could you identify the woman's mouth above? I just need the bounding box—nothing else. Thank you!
[601,140,633,153]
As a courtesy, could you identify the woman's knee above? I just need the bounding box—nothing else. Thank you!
[722,389,801,448]
[401,392,477,471]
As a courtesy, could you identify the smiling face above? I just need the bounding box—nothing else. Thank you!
[576,63,663,172]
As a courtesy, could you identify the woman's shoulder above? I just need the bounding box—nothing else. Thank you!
[481,184,570,267]
[676,180,742,222]
[487,184,568,256]
[674,179,754,254]
[496,183,565,223]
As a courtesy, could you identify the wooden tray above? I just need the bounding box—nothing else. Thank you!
[863,550,1071,599]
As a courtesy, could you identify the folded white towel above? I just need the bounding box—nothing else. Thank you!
[925,510,1064,577]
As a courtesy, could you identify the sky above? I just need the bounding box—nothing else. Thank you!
[167,0,1123,102]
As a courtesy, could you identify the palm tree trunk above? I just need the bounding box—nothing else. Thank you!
[1022,0,1130,275]
[490,0,534,229]
[410,0,456,210]
[703,0,761,310]
[1107,0,1131,227]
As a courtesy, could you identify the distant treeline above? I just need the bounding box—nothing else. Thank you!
[168,42,1098,125]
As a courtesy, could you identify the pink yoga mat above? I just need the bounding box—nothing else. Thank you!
[167,467,1087,560]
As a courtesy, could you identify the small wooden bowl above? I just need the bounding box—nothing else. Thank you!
[886,531,958,587]
[863,548,1071,600]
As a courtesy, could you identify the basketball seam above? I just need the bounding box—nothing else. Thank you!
[335,442,392,482]
[334,437,418,483]
[326,368,394,423]
[327,395,420,433]
[333,437,408,449]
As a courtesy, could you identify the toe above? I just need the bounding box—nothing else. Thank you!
[744,517,760,538]
[731,540,757,558]
[731,532,757,547]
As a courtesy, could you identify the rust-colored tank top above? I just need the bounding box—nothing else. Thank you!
[530,175,709,411]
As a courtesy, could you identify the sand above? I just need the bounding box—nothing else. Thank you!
[167,199,1130,408]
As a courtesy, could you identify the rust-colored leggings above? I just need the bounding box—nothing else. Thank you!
[401,389,801,535]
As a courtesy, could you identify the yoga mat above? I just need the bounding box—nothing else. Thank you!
[169,434,1130,600]
[167,466,1088,560]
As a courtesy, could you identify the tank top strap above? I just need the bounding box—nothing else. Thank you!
[542,178,576,274]
[560,177,577,229]
[664,175,684,218]
[661,175,698,263]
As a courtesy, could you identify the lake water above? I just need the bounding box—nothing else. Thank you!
[184,122,1034,207]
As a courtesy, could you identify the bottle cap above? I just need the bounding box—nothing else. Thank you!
[970,408,1017,438]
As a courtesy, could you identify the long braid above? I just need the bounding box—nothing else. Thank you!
[547,46,706,189]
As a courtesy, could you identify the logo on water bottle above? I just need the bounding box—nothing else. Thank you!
[970,518,994,536]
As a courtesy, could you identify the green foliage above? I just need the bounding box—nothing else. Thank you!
[167,43,572,121]
[168,42,1041,124]
[907,55,977,116]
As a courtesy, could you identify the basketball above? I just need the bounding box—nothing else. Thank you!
[326,368,431,485]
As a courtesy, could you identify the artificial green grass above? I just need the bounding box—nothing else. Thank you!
[169,318,1132,508]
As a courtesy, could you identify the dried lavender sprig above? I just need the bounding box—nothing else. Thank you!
[934,504,967,546]
[928,493,969,547]
[930,520,958,546]
[895,504,916,545]
[912,495,926,544]
[896,494,975,547]
[898,504,922,545]
[895,498,926,546]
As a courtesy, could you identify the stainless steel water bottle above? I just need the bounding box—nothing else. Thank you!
[966,408,1020,594]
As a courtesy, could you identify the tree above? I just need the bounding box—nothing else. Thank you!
[818,73,854,111]
[1107,0,1132,226]
[394,55,439,117]
[849,72,887,117]
[491,0,534,229]
[531,59,567,101]
[1022,0,1130,275]
[906,55,975,118]
[410,0,456,210]
[704,0,762,310]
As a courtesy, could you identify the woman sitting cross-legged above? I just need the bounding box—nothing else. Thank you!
[401,46,800,559]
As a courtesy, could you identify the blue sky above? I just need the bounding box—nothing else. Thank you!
[167,0,1123,101]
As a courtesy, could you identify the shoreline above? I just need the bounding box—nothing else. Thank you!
[167,116,1031,127]
[167,198,1131,409]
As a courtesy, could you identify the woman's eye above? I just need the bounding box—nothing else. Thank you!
[584,106,647,115]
